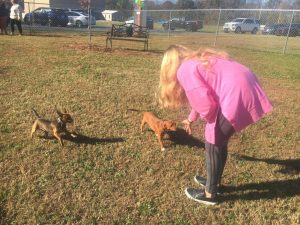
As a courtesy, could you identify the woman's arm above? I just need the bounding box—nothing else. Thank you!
[185,87,218,123]
[177,60,218,124]
[188,109,199,122]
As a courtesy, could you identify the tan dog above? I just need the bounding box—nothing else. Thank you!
[30,108,75,146]
[140,112,176,151]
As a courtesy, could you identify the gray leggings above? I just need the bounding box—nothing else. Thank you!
[205,112,235,194]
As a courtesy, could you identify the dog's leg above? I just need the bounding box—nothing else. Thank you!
[53,129,63,146]
[157,132,165,151]
[30,121,38,139]
[140,119,146,132]
[43,130,49,138]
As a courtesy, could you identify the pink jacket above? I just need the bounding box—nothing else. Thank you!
[177,58,273,144]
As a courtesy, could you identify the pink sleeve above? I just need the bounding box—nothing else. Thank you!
[188,109,199,122]
[185,87,218,123]
[177,60,218,123]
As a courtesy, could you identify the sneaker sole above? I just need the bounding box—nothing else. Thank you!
[184,188,217,206]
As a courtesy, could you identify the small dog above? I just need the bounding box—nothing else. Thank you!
[140,112,176,151]
[30,108,75,146]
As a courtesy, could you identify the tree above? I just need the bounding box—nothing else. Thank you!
[209,0,221,8]
[293,0,300,9]
[194,0,207,9]
[160,1,175,10]
[144,1,157,10]
[79,0,90,10]
[105,0,133,10]
[278,1,293,9]
[266,0,282,8]
[176,0,196,9]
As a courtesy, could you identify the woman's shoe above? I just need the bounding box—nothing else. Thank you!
[194,175,224,195]
[185,188,217,205]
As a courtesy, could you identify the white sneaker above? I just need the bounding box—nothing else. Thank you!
[185,188,217,205]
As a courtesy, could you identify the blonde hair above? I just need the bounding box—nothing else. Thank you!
[159,45,229,109]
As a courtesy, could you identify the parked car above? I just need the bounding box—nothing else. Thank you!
[65,8,104,20]
[162,17,203,32]
[64,8,85,14]
[24,7,68,27]
[125,16,154,29]
[223,18,260,34]
[262,24,286,35]
[275,23,300,37]
[65,11,96,28]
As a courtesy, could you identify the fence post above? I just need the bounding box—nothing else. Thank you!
[168,11,171,39]
[88,2,91,46]
[27,2,31,35]
[214,8,222,47]
[283,10,294,55]
[258,0,263,20]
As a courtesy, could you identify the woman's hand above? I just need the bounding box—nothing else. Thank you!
[182,119,192,135]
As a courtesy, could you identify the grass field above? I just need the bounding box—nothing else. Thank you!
[0,35,300,224]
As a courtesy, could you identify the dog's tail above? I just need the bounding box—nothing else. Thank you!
[31,108,40,118]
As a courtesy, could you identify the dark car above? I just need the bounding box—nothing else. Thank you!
[24,7,69,27]
[275,23,300,37]
[162,17,203,32]
[262,24,285,35]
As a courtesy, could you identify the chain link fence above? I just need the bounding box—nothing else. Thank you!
[143,9,300,54]
[19,2,300,54]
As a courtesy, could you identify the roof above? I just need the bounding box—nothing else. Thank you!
[102,10,118,14]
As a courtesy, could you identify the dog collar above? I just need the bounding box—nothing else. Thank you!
[57,117,63,125]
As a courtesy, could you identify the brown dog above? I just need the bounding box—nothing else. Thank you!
[140,112,176,151]
[30,108,75,146]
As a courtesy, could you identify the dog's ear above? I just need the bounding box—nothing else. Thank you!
[56,109,63,116]
[165,121,176,130]
[163,121,171,129]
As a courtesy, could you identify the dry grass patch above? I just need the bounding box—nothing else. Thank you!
[0,35,299,224]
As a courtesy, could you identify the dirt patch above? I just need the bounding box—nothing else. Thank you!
[65,43,163,57]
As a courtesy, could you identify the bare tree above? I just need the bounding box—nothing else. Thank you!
[79,0,90,11]
[293,0,300,9]
[160,1,175,10]
[176,0,196,9]
[105,0,133,10]
[266,0,282,9]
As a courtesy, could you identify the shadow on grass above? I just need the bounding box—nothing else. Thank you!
[236,155,300,174]
[64,133,125,145]
[38,133,125,145]
[219,154,300,202]
[0,205,10,225]
[120,48,163,54]
[220,178,300,202]
[167,128,205,148]
[0,194,11,225]
[0,66,11,77]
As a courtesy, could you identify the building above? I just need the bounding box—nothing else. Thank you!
[23,0,104,14]
[102,10,125,21]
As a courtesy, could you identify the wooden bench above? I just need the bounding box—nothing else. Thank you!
[106,23,149,51]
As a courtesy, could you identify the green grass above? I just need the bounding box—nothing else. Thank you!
[0,35,299,224]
